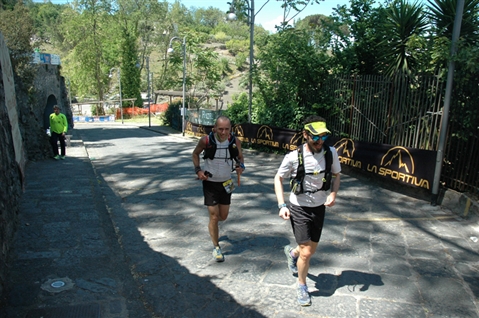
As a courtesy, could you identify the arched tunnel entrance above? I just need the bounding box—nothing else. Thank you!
[43,95,58,130]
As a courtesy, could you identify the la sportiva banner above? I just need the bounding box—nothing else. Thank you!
[186,122,436,190]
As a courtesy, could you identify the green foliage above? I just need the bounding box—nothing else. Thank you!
[219,57,233,77]
[328,0,386,75]
[295,14,334,51]
[120,30,142,107]
[0,2,38,80]
[191,7,225,34]
[254,28,331,128]
[58,2,119,103]
[381,0,428,76]
[163,100,182,127]
[166,32,223,107]
[29,2,65,46]
[213,31,231,43]
[428,0,479,43]
[224,92,249,124]
[12,0,479,140]
[213,20,249,40]
[1,0,16,10]
[426,0,479,137]
[225,38,249,56]
[90,104,104,116]
[235,52,247,70]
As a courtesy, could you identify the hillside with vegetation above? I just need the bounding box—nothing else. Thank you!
[0,0,478,131]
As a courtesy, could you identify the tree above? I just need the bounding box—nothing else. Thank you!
[29,2,65,47]
[191,6,225,34]
[0,2,38,80]
[254,28,330,129]
[380,0,428,76]
[59,0,117,108]
[294,14,334,51]
[428,0,479,43]
[120,29,142,106]
[427,0,479,135]
[166,32,223,109]
[328,0,386,75]
[1,0,16,10]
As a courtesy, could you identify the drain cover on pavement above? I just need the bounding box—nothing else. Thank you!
[40,277,74,293]
[25,303,100,318]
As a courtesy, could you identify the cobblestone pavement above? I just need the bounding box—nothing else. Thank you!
[2,122,479,318]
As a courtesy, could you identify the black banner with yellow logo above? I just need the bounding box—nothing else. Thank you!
[186,122,436,190]
[330,137,436,190]
[186,122,303,151]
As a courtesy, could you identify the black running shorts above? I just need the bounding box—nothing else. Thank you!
[203,180,232,206]
[289,204,326,244]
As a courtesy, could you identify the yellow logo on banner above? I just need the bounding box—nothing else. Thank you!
[257,125,273,139]
[233,124,250,143]
[252,125,278,147]
[381,146,414,174]
[233,125,244,137]
[334,138,361,168]
[287,132,304,151]
[367,146,429,189]
[187,123,207,137]
[335,138,356,157]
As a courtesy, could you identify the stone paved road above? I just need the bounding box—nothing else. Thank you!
[2,122,479,318]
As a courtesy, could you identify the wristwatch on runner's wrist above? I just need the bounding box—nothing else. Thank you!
[278,203,287,209]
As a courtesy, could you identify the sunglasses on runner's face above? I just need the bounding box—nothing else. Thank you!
[309,134,328,142]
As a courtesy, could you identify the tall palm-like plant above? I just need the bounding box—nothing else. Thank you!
[428,0,479,43]
[381,0,428,76]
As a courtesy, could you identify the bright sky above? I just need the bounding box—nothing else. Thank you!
[174,0,349,32]
[32,0,350,32]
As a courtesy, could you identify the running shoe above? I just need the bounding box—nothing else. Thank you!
[213,246,224,262]
[297,284,311,306]
[60,156,65,160]
[284,245,298,274]
[54,155,60,160]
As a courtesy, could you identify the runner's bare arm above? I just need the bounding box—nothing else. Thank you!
[325,173,340,207]
[192,137,208,179]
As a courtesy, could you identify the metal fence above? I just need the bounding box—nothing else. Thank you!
[187,109,221,126]
[321,74,478,194]
[185,74,478,194]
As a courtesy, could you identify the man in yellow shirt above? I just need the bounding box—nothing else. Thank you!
[49,105,68,160]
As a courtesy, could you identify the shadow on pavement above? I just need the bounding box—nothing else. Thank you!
[310,270,384,297]
[90,150,270,317]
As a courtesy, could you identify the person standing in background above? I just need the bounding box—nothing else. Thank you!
[49,105,68,160]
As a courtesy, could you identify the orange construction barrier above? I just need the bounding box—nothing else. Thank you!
[115,103,169,118]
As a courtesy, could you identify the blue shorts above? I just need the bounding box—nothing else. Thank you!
[203,180,232,206]
[289,204,326,244]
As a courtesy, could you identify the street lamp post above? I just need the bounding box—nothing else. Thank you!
[66,77,72,109]
[65,77,73,118]
[109,67,123,124]
[227,0,254,123]
[168,36,187,136]
[431,0,465,204]
[146,56,151,128]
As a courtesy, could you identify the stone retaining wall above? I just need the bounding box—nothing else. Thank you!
[0,59,70,298]
[0,59,22,300]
